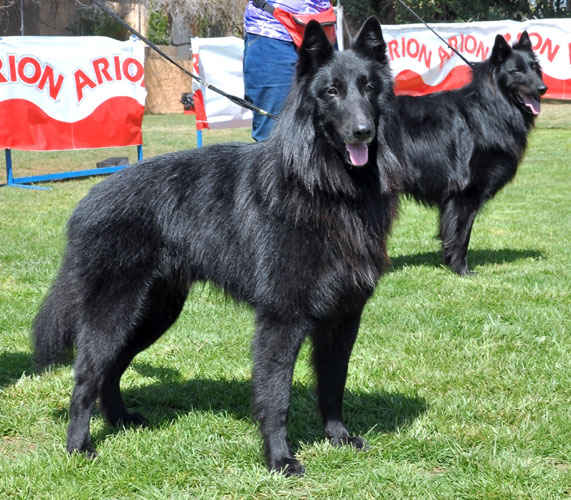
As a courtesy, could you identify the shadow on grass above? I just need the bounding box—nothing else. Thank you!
[3,355,425,449]
[0,352,34,387]
[0,352,425,452]
[388,248,543,272]
[47,362,426,450]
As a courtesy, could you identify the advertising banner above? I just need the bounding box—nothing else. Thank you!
[0,36,146,151]
[383,19,571,99]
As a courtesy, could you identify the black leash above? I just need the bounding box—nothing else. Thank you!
[92,0,279,120]
[396,0,475,68]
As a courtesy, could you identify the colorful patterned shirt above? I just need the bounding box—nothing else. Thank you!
[244,0,332,42]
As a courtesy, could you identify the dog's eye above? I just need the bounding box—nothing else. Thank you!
[327,87,338,96]
[365,83,375,93]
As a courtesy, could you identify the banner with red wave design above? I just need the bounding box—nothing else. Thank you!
[383,19,571,100]
[0,36,146,151]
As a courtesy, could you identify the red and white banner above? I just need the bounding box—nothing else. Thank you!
[383,19,571,99]
[191,36,252,131]
[0,36,146,151]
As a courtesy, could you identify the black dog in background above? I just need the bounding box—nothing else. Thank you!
[33,19,404,475]
[397,32,547,275]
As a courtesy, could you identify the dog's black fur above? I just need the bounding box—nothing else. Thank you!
[33,19,404,475]
[397,32,547,275]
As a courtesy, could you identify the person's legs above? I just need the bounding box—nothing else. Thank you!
[243,33,297,141]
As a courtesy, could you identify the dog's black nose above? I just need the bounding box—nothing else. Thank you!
[353,123,373,142]
[538,83,548,96]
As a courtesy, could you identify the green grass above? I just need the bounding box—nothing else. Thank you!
[0,108,569,499]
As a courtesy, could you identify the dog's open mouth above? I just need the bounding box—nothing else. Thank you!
[345,142,369,166]
[517,92,541,116]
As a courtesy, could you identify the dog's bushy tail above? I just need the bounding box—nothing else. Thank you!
[33,271,77,369]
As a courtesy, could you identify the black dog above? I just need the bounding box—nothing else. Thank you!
[33,19,404,475]
[397,32,547,275]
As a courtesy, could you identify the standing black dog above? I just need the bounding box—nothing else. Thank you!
[33,19,404,475]
[397,32,547,275]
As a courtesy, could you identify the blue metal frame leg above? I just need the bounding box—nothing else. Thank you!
[4,149,50,190]
[2,145,143,190]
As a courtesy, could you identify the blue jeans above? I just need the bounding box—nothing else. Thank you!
[243,33,297,141]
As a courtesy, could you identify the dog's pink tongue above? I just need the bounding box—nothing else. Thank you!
[524,95,541,115]
[345,143,368,166]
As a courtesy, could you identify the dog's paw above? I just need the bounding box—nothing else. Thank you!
[67,443,98,458]
[456,268,477,276]
[85,446,99,459]
[331,435,370,450]
[270,457,305,477]
[119,411,149,427]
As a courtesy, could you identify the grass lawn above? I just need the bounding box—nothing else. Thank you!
[0,105,569,499]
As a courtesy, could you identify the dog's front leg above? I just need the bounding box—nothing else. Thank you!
[252,313,306,476]
[312,311,368,450]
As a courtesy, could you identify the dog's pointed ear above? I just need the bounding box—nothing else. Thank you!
[297,20,334,77]
[516,31,532,50]
[353,16,388,65]
[491,34,511,66]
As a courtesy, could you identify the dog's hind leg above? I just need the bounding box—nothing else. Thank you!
[312,311,368,450]
[98,352,148,428]
[439,194,480,275]
[98,279,189,427]
[66,341,107,457]
[252,312,307,476]
[66,277,188,456]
